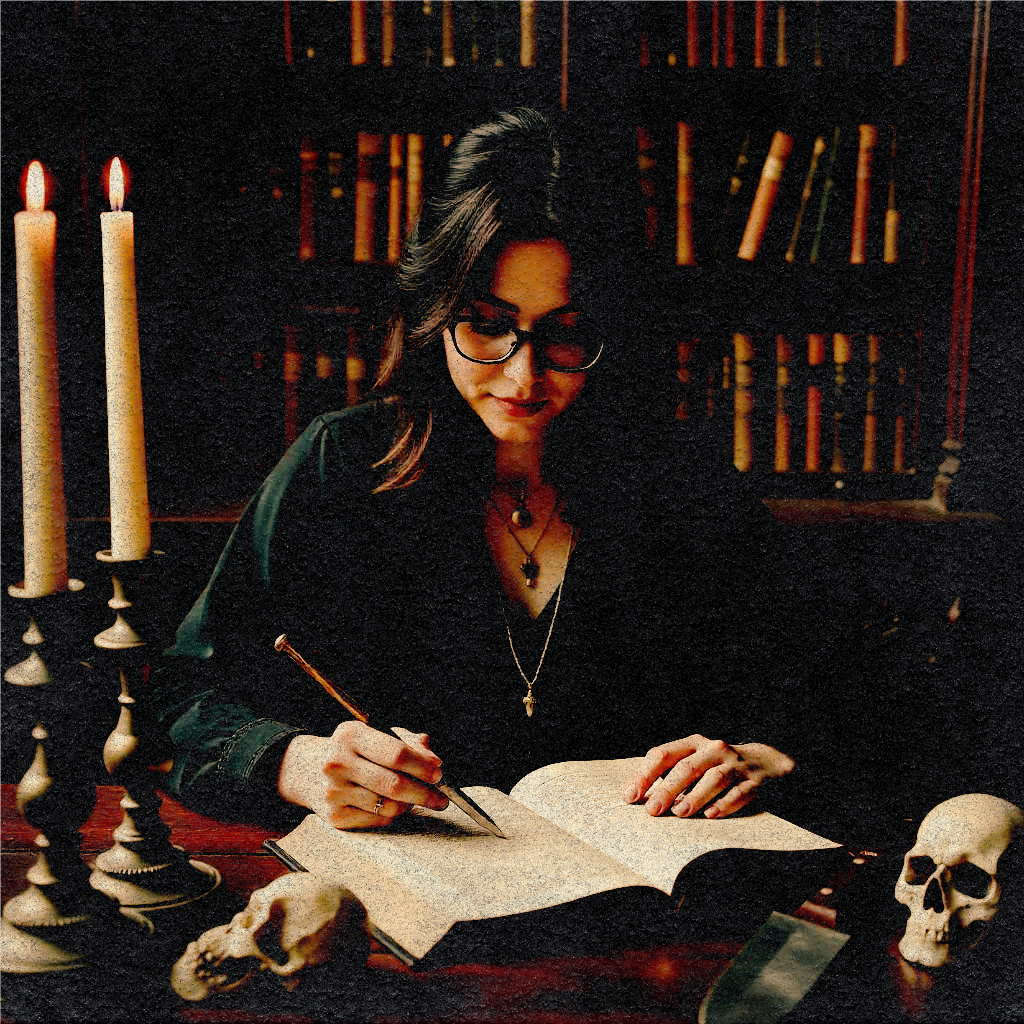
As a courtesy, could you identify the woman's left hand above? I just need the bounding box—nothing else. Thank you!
[623,735,795,819]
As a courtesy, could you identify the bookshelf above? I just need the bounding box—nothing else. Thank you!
[228,1,1008,519]
[1,2,1016,529]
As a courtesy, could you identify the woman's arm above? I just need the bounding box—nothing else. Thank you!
[623,735,795,818]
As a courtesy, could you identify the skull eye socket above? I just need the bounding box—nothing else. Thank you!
[906,856,936,884]
[950,862,992,898]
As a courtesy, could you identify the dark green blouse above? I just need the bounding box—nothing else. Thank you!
[152,401,712,825]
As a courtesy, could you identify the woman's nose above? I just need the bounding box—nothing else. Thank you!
[502,336,539,386]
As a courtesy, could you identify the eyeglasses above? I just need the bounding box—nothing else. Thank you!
[450,308,603,373]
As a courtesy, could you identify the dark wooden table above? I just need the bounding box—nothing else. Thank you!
[2,785,1013,1023]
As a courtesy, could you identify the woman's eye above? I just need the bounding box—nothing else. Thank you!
[468,317,512,337]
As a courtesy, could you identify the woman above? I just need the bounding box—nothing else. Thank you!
[154,108,793,830]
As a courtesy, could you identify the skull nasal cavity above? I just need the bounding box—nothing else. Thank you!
[924,877,946,913]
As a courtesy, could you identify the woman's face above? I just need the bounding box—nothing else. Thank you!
[444,239,588,446]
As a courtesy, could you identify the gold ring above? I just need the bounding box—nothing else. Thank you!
[373,796,385,816]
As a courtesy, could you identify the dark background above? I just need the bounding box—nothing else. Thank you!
[2,3,1021,825]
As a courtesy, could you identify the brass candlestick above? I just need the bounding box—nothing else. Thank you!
[1,721,151,975]
[89,552,223,940]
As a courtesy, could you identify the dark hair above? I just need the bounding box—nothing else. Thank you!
[372,107,655,498]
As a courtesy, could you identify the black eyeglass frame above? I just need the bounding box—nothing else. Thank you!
[448,315,604,374]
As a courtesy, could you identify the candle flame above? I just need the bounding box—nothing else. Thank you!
[109,157,125,212]
[26,161,45,213]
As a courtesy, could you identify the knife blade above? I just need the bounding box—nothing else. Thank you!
[390,726,507,839]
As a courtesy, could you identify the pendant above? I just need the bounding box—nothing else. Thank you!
[523,692,535,716]
[521,559,539,586]
[511,498,532,529]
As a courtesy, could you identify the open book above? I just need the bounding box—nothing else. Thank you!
[272,758,841,966]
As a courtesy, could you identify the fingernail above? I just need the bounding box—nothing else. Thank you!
[704,806,719,819]
[430,768,444,784]
[646,796,665,816]
[624,785,638,803]
[672,801,690,817]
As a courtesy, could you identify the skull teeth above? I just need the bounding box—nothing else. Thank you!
[925,927,948,943]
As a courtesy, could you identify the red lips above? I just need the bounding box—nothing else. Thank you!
[492,396,548,418]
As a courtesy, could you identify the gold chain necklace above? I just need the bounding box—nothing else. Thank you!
[488,492,562,589]
[501,527,576,717]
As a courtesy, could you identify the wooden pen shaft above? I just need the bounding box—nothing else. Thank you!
[274,635,369,723]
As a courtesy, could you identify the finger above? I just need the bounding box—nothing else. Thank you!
[391,725,435,755]
[351,785,408,821]
[649,739,735,814]
[338,722,443,783]
[341,756,448,811]
[703,777,760,819]
[623,738,702,804]
[670,761,742,817]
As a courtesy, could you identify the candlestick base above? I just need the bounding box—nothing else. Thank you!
[1,722,152,976]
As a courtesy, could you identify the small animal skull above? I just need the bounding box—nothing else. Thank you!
[895,793,1022,969]
[171,873,367,1001]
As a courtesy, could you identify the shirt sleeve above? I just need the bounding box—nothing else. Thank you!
[150,403,393,823]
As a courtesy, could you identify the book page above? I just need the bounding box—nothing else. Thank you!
[510,758,841,894]
[276,786,655,961]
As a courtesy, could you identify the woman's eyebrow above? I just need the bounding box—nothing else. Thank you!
[467,294,579,317]
[466,294,519,312]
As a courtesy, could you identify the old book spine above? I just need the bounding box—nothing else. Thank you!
[738,130,794,261]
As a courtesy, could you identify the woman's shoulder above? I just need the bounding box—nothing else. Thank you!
[271,399,400,488]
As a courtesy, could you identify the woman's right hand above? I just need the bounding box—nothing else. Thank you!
[277,722,450,829]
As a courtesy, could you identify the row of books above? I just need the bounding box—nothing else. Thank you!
[676,330,919,475]
[288,1,914,72]
[652,122,915,267]
[248,120,916,269]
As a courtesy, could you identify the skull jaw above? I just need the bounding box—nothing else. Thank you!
[899,928,951,969]
[898,918,990,969]
[171,940,262,1001]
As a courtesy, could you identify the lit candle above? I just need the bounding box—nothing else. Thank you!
[11,161,69,597]
[101,157,150,561]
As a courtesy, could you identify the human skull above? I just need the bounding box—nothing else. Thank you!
[895,793,1022,969]
[171,873,368,1000]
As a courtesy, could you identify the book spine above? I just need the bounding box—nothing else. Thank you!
[637,125,658,251]
[733,333,755,471]
[388,133,405,265]
[776,3,788,67]
[884,127,900,264]
[382,0,396,66]
[520,0,536,67]
[894,0,909,66]
[560,0,569,109]
[354,132,384,263]
[687,1,699,67]
[299,136,317,262]
[785,135,826,263]
[829,332,852,474]
[850,124,878,264]
[406,133,424,236]
[725,0,736,67]
[738,130,794,261]
[774,333,792,472]
[809,127,841,264]
[805,333,827,472]
[352,0,368,65]
[711,0,721,67]
[754,0,766,68]
[441,0,456,65]
[676,122,696,266]
[862,333,881,472]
